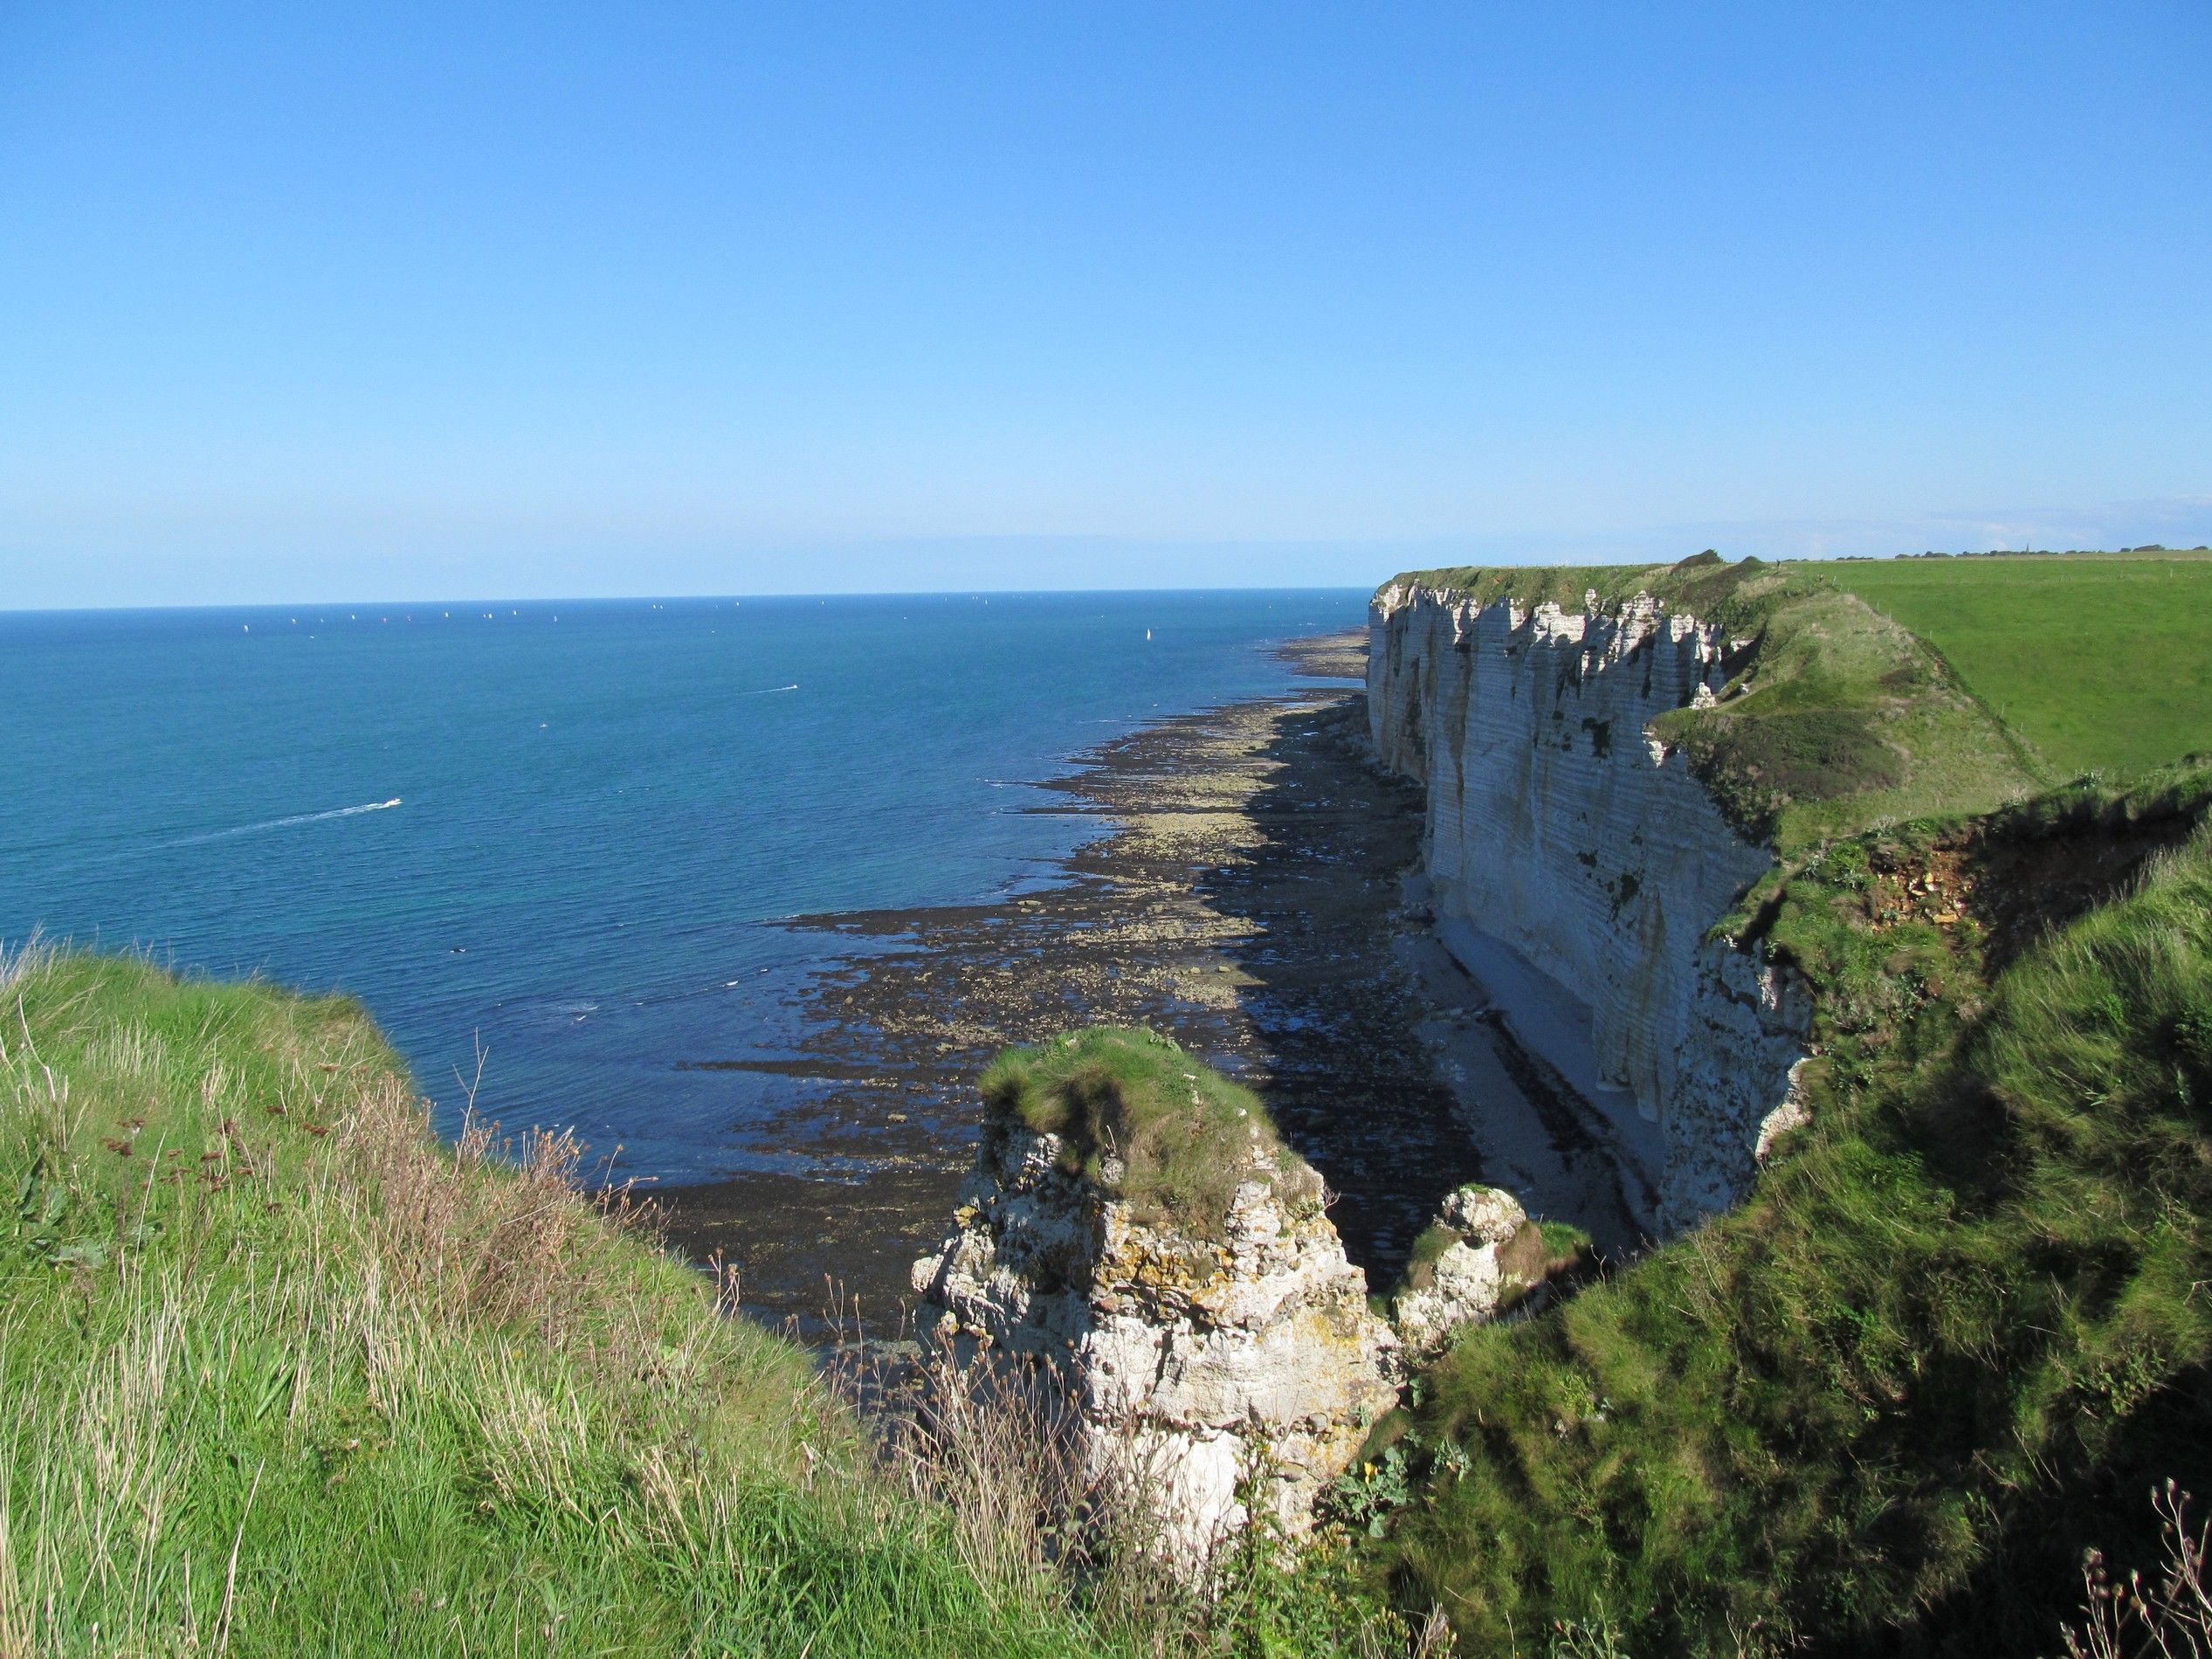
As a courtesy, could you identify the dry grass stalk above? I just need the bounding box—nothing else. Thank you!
[831,1332,1219,1648]
[333,1072,662,1347]
[2064,1482,2212,1659]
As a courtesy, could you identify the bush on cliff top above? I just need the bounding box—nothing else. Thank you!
[1382,788,2212,1656]
[979,1028,1320,1242]
[0,949,1147,1657]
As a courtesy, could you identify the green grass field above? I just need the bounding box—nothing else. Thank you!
[1823,555,2212,781]
[0,952,1396,1656]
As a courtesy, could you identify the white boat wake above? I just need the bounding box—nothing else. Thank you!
[170,798,403,846]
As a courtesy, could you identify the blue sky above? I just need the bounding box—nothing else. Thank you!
[2,3,2208,605]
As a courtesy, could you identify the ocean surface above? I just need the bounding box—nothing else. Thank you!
[0,590,1368,1183]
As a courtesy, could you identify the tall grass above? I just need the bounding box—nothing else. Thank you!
[0,956,1154,1654]
[1382,816,2212,1655]
[0,953,1420,1656]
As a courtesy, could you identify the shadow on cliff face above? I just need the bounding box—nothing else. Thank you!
[1191,695,1486,1285]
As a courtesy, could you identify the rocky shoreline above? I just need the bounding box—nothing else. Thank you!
[662,633,1483,1330]
[663,628,1653,1334]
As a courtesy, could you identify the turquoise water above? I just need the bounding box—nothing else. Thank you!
[0,590,1365,1180]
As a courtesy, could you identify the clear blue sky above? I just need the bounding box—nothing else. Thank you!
[3,3,2208,605]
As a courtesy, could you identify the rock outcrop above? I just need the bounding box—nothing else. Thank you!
[1369,579,1812,1229]
[1389,1184,1529,1360]
[912,1105,1398,1568]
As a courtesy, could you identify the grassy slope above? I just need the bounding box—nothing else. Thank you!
[1366,553,2212,1652]
[1392,554,2038,850]
[0,953,1124,1657]
[1391,775,2212,1654]
[1824,556,2212,780]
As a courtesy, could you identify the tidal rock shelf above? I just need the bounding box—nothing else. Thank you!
[662,639,1491,1331]
[665,621,1702,1335]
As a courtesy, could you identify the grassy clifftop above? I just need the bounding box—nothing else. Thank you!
[1823,555,2212,780]
[1363,552,2212,1653]
[0,952,1124,1656]
[1383,553,2039,850]
[1386,550,2212,850]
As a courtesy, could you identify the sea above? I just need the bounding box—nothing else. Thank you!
[0,589,1369,1185]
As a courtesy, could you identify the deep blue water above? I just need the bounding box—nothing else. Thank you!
[0,590,1367,1181]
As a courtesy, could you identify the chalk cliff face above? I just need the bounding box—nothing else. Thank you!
[912,1117,1398,1568]
[1369,581,1811,1229]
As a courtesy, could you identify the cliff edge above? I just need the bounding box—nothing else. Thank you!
[1368,554,2033,1227]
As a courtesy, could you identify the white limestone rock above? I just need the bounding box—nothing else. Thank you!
[912,1118,1399,1570]
[1437,1183,1526,1245]
[1389,1184,1527,1360]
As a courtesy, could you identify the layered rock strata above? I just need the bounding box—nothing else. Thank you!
[1369,581,1812,1229]
[911,1113,1399,1567]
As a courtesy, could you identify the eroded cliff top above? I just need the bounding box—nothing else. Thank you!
[1380,547,1782,623]
[1375,552,2037,850]
[979,1027,1321,1240]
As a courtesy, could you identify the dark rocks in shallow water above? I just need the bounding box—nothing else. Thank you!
[662,637,1490,1333]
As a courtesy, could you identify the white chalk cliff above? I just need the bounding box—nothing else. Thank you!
[1369,580,1812,1229]
[912,1114,1398,1568]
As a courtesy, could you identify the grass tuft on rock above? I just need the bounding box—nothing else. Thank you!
[979,1028,1319,1240]
[1399,1222,1462,1292]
